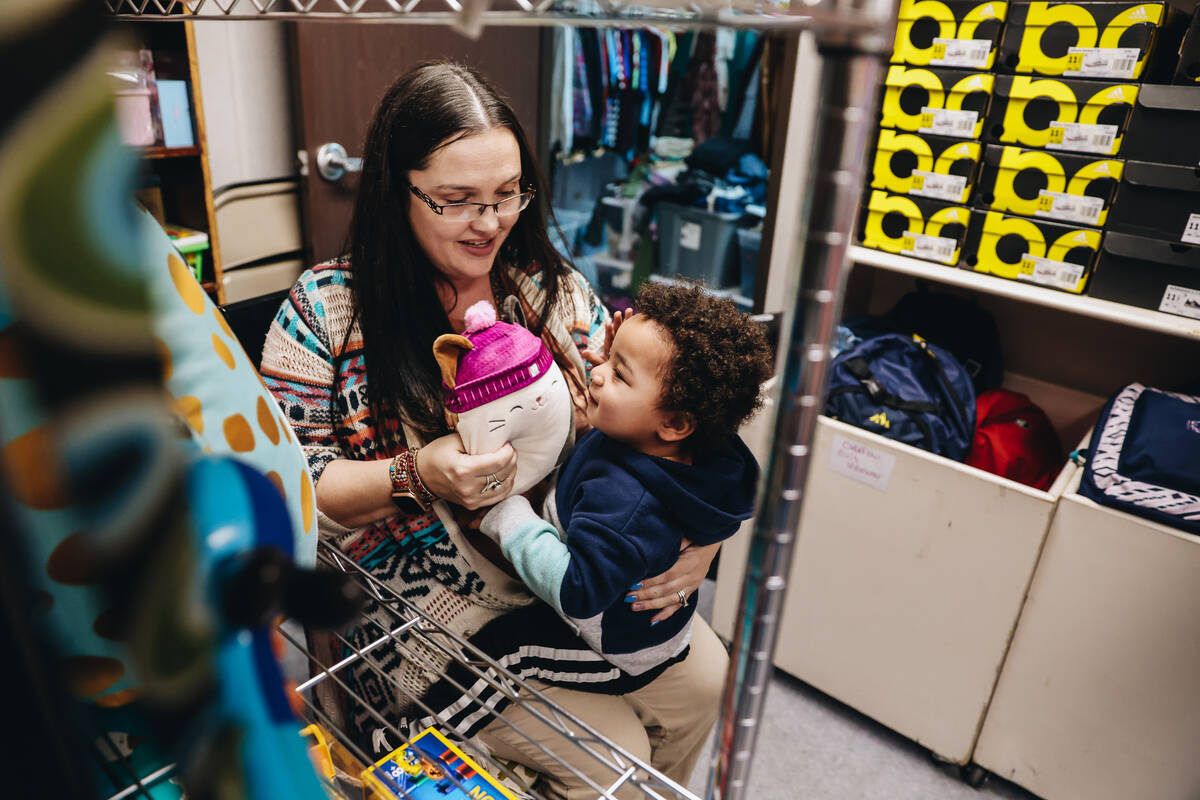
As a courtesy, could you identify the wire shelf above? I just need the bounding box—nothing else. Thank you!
[101,0,886,35]
[273,539,703,800]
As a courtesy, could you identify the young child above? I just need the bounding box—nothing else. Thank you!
[480,280,774,675]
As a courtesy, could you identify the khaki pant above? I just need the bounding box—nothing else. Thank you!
[477,617,728,800]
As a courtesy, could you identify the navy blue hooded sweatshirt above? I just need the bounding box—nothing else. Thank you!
[483,429,758,675]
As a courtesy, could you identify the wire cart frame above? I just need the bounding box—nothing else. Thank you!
[101,3,896,798]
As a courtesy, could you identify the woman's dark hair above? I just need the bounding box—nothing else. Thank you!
[341,60,568,441]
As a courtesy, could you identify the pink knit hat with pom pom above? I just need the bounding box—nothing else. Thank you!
[443,301,554,414]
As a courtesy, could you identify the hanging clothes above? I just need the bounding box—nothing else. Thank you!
[579,28,605,148]
[571,29,594,147]
[714,28,737,115]
[548,25,576,155]
[655,30,695,140]
[731,58,762,141]
[685,31,721,146]
[723,33,764,140]
[722,31,761,138]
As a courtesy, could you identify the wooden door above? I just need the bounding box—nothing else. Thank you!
[290,22,544,265]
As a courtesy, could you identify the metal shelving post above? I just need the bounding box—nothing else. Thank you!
[710,3,894,798]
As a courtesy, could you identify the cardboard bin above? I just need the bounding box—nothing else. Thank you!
[974,469,1200,800]
[729,416,1080,765]
[976,143,1123,226]
[1108,160,1200,242]
[996,0,1170,79]
[880,65,996,139]
[870,128,984,204]
[964,208,1102,293]
[858,189,973,265]
[890,0,1009,68]
[985,74,1138,156]
[1088,230,1200,318]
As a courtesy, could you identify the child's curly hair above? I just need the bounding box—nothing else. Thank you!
[635,280,775,446]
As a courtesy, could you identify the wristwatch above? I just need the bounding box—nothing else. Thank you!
[389,449,429,514]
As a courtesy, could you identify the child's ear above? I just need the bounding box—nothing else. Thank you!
[657,411,695,443]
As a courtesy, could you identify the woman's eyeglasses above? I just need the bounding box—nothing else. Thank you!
[408,184,535,223]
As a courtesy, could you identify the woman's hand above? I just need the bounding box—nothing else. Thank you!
[581,309,632,368]
[417,431,519,511]
[626,539,721,624]
[576,309,632,435]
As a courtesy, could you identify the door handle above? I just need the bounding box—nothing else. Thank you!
[315,142,362,182]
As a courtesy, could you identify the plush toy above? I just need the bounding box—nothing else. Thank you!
[433,301,573,494]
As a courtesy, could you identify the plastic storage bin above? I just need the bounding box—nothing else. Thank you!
[737,227,762,300]
[600,196,640,260]
[550,208,589,257]
[657,203,741,287]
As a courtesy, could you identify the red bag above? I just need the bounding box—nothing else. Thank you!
[967,389,1062,490]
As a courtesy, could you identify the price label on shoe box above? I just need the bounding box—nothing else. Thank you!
[1047,122,1119,155]
[931,38,993,68]
[911,170,969,203]
[919,107,979,138]
[1064,47,1140,79]
[1035,190,1104,226]
[1018,253,1086,292]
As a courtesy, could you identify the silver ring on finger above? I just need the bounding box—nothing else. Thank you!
[676,589,688,606]
[482,473,502,494]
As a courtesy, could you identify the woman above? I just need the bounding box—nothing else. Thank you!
[261,61,725,799]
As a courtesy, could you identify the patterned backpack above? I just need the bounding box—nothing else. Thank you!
[1080,383,1200,535]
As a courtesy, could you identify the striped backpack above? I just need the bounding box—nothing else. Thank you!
[1080,383,1200,535]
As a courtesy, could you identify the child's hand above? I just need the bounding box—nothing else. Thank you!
[626,539,721,625]
[581,309,633,367]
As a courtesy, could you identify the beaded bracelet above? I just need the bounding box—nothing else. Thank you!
[388,451,425,510]
[407,447,437,507]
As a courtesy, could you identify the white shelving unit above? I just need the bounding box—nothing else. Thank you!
[849,245,1200,342]
[714,242,1200,797]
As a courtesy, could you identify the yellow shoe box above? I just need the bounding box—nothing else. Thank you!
[996,1,1170,79]
[870,128,984,204]
[858,189,973,265]
[881,65,996,139]
[985,74,1138,155]
[975,144,1123,226]
[965,209,1102,292]
[891,0,1009,69]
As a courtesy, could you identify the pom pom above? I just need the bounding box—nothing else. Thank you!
[463,301,497,334]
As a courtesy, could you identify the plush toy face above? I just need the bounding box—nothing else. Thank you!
[433,301,574,495]
[456,362,572,494]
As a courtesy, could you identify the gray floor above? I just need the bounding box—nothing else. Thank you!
[684,582,1042,800]
[683,668,1040,800]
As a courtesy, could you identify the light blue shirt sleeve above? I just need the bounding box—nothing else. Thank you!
[500,521,572,614]
[479,494,571,613]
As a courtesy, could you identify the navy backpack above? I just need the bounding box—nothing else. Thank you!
[825,333,977,461]
[1080,383,1200,535]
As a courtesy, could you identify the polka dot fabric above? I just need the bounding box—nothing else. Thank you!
[142,209,317,566]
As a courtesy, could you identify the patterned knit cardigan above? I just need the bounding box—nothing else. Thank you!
[261,260,646,748]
